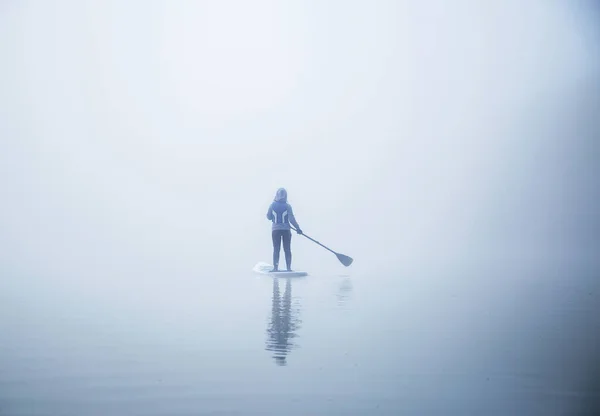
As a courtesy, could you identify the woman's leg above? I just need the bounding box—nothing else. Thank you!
[272,230,282,270]
[282,230,292,271]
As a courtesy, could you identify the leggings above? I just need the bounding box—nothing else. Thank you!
[272,230,292,269]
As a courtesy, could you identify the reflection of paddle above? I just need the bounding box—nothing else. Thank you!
[291,227,353,267]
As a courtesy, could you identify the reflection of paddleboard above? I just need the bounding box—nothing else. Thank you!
[253,262,308,278]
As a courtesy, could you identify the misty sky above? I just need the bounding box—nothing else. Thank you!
[1,1,598,279]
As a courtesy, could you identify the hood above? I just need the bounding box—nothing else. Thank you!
[274,187,287,203]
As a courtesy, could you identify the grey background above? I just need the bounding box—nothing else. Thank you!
[1,1,599,415]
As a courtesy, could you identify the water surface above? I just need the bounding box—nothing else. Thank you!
[1,258,598,415]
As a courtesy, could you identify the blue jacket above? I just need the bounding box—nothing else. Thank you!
[266,188,300,231]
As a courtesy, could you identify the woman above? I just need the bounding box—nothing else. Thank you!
[266,188,303,272]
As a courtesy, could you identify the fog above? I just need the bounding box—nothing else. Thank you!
[1,0,599,414]
[1,0,598,276]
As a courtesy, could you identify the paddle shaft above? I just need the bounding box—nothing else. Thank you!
[291,227,338,255]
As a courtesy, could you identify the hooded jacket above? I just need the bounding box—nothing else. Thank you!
[266,188,300,231]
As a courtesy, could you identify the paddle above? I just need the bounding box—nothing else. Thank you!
[291,227,353,267]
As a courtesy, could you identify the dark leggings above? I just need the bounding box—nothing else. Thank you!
[272,230,292,269]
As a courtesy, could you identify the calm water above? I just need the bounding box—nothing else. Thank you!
[1,259,599,415]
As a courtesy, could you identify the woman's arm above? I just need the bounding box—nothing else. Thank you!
[287,205,302,233]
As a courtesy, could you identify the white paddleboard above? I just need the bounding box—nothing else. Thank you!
[253,262,308,277]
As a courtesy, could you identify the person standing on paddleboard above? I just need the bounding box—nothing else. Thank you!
[266,188,303,272]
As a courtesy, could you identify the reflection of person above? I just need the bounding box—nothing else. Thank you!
[266,188,303,272]
[265,278,301,366]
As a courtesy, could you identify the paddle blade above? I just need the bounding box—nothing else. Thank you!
[336,253,354,267]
